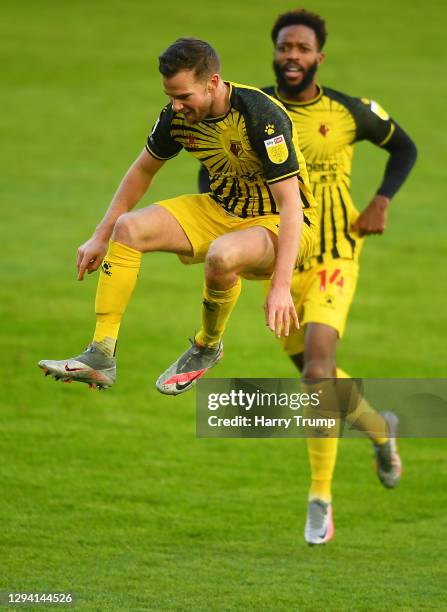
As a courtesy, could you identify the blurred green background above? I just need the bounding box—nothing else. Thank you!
[1,0,446,609]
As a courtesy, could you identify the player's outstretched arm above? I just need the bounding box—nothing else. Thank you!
[77,149,165,280]
[264,176,303,338]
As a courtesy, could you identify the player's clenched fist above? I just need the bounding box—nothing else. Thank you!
[352,195,390,237]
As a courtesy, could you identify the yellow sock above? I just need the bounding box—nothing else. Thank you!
[307,437,339,503]
[93,240,142,354]
[195,278,242,347]
[337,368,388,445]
[303,379,341,503]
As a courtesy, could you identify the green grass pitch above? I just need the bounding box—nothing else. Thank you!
[1,0,447,609]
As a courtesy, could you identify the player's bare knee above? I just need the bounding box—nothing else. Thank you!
[112,213,138,247]
[302,360,333,380]
[205,244,235,277]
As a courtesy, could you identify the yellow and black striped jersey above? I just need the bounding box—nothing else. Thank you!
[262,85,395,265]
[146,82,317,221]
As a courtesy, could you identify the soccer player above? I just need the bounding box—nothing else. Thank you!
[199,11,417,544]
[38,38,319,396]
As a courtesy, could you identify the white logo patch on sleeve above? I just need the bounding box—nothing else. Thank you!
[264,134,289,164]
[370,100,390,121]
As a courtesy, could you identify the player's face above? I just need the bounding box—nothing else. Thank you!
[163,70,217,124]
[273,25,324,97]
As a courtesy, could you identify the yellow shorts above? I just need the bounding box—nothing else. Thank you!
[158,193,317,272]
[265,257,359,356]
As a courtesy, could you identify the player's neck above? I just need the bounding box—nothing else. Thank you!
[278,81,319,103]
[208,80,231,118]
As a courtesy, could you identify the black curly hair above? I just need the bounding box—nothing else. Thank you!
[271,9,327,50]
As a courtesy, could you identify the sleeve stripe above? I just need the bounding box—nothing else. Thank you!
[145,142,178,161]
[378,123,395,147]
[266,170,299,185]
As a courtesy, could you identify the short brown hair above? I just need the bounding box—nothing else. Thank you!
[158,38,220,80]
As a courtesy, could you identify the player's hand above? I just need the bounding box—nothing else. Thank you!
[77,235,109,280]
[352,195,390,237]
[264,284,299,338]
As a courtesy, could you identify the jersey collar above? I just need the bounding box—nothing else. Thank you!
[274,84,323,107]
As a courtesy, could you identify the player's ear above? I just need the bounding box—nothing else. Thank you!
[207,73,220,92]
[317,52,325,67]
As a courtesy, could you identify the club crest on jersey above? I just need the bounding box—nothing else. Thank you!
[264,134,288,164]
[319,123,330,137]
[188,134,196,148]
[230,140,243,158]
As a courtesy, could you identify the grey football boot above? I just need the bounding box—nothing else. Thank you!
[38,340,116,389]
[304,499,334,546]
[374,411,402,488]
[156,340,223,395]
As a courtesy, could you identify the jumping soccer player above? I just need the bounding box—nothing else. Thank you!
[38,38,319,396]
[199,10,417,545]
